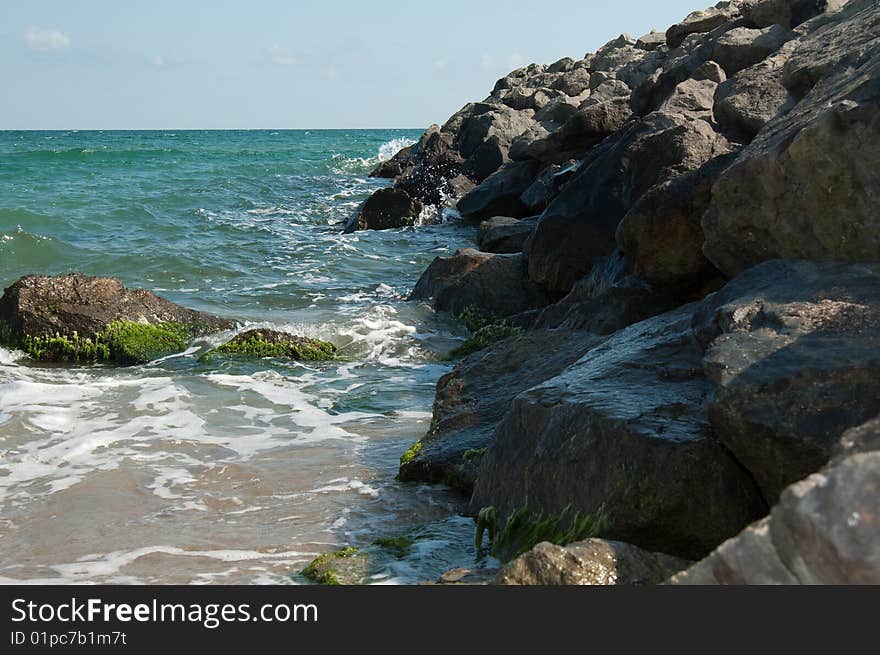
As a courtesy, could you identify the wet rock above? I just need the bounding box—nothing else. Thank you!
[477,216,538,254]
[345,186,422,232]
[528,112,730,294]
[0,274,232,365]
[616,153,736,298]
[399,329,600,492]
[695,259,880,501]
[497,539,691,585]
[702,0,880,276]
[667,2,745,49]
[710,24,793,75]
[471,302,768,560]
[213,329,336,361]
[519,162,578,214]
[671,444,880,584]
[409,248,551,319]
[457,160,541,221]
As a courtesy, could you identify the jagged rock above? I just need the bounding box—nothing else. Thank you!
[516,94,633,164]
[399,329,600,492]
[528,112,731,294]
[743,0,849,29]
[519,162,579,213]
[548,57,576,73]
[710,24,793,75]
[659,78,720,119]
[836,416,880,462]
[616,153,736,298]
[703,0,880,276]
[671,426,880,584]
[457,160,541,221]
[409,248,551,318]
[552,68,592,96]
[694,60,728,83]
[455,104,535,160]
[477,216,538,254]
[345,187,422,232]
[470,300,768,560]
[462,135,509,182]
[0,274,231,342]
[636,31,668,51]
[713,42,796,140]
[694,260,880,502]
[497,539,690,585]
[667,1,745,49]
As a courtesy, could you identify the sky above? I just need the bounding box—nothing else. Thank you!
[1,0,705,129]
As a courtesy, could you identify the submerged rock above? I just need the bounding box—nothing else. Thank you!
[213,329,336,361]
[497,539,690,585]
[345,187,423,233]
[0,274,232,365]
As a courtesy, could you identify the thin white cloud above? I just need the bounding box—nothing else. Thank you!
[268,44,297,66]
[510,53,524,67]
[152,55,164,67]
[325,66,338,80]
[24,26,71,53]
[434,59,447,71]
[479,54,492,70]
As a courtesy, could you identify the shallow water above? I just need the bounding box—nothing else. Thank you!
[0,130,482,584]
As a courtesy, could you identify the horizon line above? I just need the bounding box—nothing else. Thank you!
[0,127,427,132]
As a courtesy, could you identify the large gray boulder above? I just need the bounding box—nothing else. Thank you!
[457,161,541,221]
[713,42,797,141]
[408,248,551,319]
[528,112,730,294]
[710,24,793,76]
[743,0,850,30]
[471,302,768,559]
[477,216,538,254]
[497,539,690,585]
[616,153,736,299]
[671,417,880,584]
[694,260,880,502]
[666,2,745,49]
[702,0,880,275]
[399,329,601,492]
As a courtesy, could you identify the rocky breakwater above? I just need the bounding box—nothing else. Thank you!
[0,274,336,365]
[388,0,880,582]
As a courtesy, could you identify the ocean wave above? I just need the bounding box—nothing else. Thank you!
[327,137,416,175]
[377,137,416,162]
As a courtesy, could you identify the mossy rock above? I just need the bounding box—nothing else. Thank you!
[300,547,365,585]
[450,323,520,358]
[3,320,196,366]
[372,536,414,559]
[212,329,337,361]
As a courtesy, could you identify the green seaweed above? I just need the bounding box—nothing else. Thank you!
[213,333,336,360]
[462,447,487,463]
[475,504,607,562]
[16,320,193,365]
[300,546,358,585]
[456,305,495,332]
[451,322,519,358]
[372,536,414,559]
[399,440,422,467]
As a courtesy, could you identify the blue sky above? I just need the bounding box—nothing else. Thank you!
[1,1,704,129]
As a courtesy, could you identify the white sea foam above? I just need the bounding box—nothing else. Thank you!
[377,137,416,162]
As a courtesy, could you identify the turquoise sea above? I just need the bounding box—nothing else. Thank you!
[0,130,480,583]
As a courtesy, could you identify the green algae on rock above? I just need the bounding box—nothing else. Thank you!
[399,440,422,467]
[213,329,337,361]
[300,547,361,585]
[4,320,195,366]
